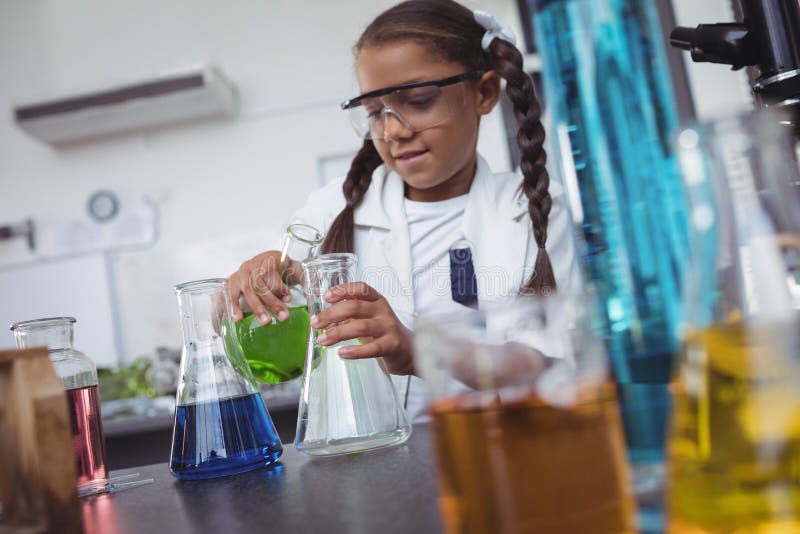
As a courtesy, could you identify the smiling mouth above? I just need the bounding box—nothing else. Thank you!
[394,149,429,160]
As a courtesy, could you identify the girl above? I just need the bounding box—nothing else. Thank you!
[228,0,578,422]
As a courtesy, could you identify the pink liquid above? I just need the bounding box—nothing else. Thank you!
[66,385,109,495]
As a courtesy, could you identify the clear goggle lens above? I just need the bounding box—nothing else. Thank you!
[347,83,468,141]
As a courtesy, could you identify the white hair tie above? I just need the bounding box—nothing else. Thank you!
[474,9,517,51]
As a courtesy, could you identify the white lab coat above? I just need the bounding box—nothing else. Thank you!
[288,155,580,422]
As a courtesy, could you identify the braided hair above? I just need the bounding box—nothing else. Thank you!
[324,0,556,294]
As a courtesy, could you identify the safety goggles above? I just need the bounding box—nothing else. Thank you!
[341,70,484,141]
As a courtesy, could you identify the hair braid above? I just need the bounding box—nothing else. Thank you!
[321,140,383,254]
[489,39,556,295]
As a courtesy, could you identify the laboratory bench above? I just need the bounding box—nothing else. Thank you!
[82,423,443,534]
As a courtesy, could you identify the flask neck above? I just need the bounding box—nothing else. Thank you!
[11,318,75,351]
[175,279,231,345]
[303,253,357,315]
[279,224,323,282]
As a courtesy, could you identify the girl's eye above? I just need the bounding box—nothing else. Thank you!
[407,97,436,109]
[365,106,382,119]
[402,88,440,110]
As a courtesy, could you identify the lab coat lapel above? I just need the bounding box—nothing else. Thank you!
[461,157,530,302]
[353,167,414,301]
[378,172,413,295]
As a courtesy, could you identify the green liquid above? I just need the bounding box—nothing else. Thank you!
[234,306,310,384]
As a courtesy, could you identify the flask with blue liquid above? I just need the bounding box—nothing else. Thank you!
[169,278,283,479]
[530,0,689,527]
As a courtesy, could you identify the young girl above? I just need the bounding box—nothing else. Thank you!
[228,0,578,422]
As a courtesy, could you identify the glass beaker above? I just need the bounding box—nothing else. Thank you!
[414,294,637,533]
[10,317,109,498]
[668,111,800,532]
[170,278,283,479]
[233,224,323,384]
[295,253,412,456]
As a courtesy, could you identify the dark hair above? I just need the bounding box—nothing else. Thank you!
[322,0,556,295]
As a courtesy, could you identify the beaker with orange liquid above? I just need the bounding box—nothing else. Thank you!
[415,295,638,533]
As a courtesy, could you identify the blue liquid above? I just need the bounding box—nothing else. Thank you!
[170,393,283,480]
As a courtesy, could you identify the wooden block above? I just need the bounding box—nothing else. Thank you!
[0,347,83,533]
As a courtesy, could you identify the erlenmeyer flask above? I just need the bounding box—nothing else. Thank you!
[668,111,800,532]
[170,278,283,479]
[295,253,412,456]
[233,224,323,384]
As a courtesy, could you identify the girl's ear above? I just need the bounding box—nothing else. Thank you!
[475,70,502,116]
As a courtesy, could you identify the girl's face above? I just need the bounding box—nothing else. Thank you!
[356,40,500,201]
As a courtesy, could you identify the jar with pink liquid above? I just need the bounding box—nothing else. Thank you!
[11,317,109,497]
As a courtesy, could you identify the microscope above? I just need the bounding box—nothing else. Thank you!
[670,0,800,136]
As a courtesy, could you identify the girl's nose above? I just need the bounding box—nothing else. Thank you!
[381,109,413,141]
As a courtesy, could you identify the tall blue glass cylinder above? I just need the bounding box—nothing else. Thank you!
[530,0,688,469]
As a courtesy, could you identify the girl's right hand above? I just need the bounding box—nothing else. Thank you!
[227,250,302,324]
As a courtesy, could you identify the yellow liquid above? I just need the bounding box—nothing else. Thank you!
[668,321,800,533]
[431,383,637,534]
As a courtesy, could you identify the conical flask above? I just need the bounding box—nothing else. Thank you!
[170,278,283,479]
[233,223,323,384]
[668,111,800,531]
[295,253,412,456]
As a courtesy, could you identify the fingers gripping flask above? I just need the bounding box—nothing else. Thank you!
[170,278,283,479]
[295,253,412,456]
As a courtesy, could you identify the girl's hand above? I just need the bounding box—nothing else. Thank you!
[310,282,415,375]
[227,251,303,324]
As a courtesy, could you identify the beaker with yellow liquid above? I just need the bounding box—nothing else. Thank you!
[669,111,800,533]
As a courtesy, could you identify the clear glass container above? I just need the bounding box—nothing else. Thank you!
[233,223,323,384]
[295,253,412,456]
[668,111,800,532]
[170,278,283,479]
[414,294,637,533]
[11,317,109,497]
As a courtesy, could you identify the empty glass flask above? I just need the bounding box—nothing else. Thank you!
[169,278,283,479]
[294,253,412,456]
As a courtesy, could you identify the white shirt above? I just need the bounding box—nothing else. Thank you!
[404,194,473,317]
[288,155,580,423]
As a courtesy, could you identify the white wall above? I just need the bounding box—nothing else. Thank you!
[0,0,515,365]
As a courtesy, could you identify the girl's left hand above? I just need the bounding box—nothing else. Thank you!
[310,282,414,375]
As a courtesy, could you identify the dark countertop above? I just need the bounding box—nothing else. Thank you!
[82,424,443,534]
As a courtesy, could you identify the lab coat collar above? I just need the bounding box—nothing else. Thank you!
[353,155,530,230]
[352,166,396,230]
[461,156,528,244]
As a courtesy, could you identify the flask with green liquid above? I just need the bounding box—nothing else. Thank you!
[230,224,323,384]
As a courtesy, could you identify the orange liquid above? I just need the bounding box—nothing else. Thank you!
[430,383,638,534]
